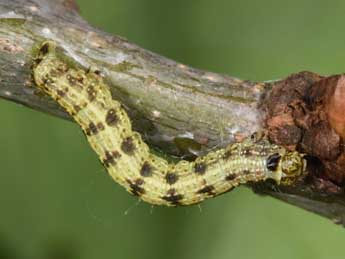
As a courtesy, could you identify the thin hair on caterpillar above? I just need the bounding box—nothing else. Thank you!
[32,41,307,207]
[124,199,142,216]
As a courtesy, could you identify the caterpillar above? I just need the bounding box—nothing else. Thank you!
[32,41,306,206]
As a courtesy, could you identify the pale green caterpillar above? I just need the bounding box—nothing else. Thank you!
[32,41,306,206]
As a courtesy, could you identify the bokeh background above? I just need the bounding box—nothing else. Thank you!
[1,0,345,258]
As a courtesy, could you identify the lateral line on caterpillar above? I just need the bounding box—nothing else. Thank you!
[32,41,306,206]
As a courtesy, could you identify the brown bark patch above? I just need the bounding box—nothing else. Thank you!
[264,72,345,188]
[0,38,24,53]
[265,71,322,149]
[326,75,345,139]
[63,0,80,12]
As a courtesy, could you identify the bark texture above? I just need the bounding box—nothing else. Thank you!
[1,0,345,225]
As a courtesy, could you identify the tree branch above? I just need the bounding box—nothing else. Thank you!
[1,0,344,226]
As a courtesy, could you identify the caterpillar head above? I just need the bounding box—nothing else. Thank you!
[280,151,306,185]
[267,151,306,185]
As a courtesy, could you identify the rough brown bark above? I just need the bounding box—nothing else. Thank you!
[1,0,345,226]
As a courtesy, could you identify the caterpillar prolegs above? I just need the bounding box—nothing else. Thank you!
[33,41,306,206]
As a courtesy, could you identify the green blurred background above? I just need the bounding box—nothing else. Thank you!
[1,0,345,258]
